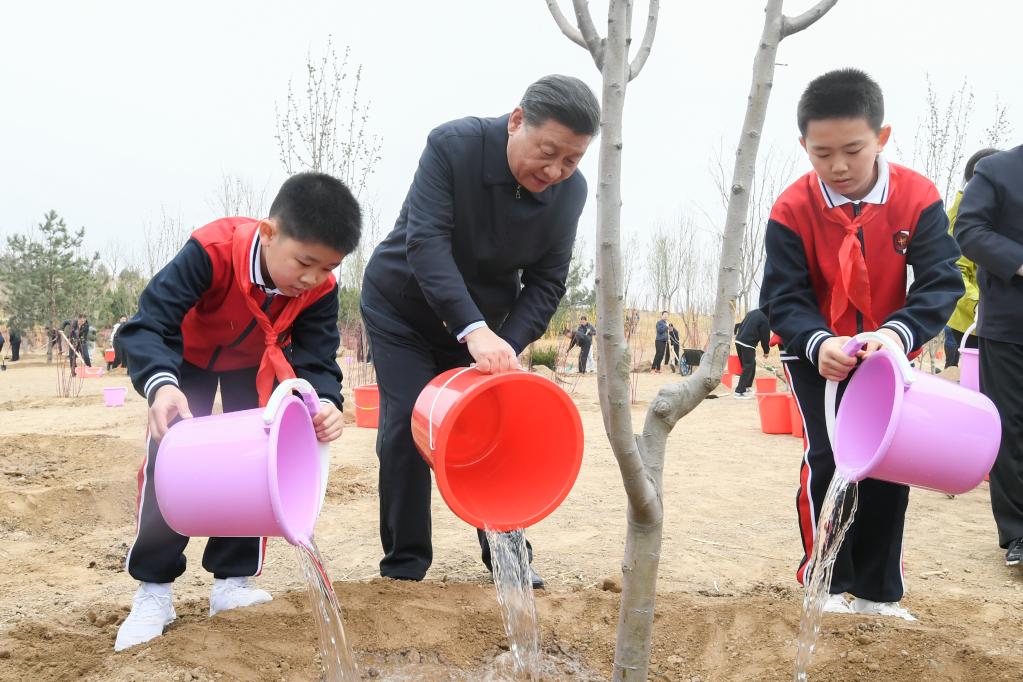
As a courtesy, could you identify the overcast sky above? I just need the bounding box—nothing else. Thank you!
[2,1,1018,284]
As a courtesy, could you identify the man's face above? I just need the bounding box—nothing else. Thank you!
[661,313,668,320]
[801,118,891,201]
[506,107,592,194]
[120,316,127,323]
[260,220,345,297]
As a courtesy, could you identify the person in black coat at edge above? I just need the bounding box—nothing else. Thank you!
[955,144,1023,568]
[360,75,599,589]
[733,307,771,399]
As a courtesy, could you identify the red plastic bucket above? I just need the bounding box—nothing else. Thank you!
[728,354,742,375]
[353,384,379,428]
[104,348,115,363]
[721,373,733,388]
[756,377,777,394]
[756,393,791,434]
[411,367,584,531]
[789,393,804,438]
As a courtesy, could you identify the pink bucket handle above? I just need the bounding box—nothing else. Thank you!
[959,322,977,352]
[263,378,330,513]
[824,332,915,451]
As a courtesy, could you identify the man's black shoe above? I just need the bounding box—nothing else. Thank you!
[1006,538,1023,566]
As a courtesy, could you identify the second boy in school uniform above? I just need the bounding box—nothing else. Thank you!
[761,69,963,621]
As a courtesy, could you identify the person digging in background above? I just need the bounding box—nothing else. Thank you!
[732,308,771,399]
[760,68,962,622]
[113,172,360,651]
[361,75,598,589]
[567,314,596,373]
[955,144,1023,568]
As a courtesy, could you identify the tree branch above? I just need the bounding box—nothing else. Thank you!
[628,0,660,81]
[781,0,839,38]
[572,0,606,69]
[545,0,588,49]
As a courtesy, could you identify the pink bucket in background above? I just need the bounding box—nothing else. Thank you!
[828,333,1000,495]
[103,387,127,407]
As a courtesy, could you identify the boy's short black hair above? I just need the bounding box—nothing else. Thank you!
[964,148,999,182]
[797,69,884,136]
[269,172,362,255]
[580,315,588,321]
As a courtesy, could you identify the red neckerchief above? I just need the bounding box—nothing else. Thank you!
[231,223,304,406]
[820,195,881,331]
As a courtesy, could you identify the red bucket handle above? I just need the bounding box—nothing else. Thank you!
[824,332,915,451]
[427,365,484,451]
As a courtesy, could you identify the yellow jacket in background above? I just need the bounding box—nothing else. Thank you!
[947,190,979,334]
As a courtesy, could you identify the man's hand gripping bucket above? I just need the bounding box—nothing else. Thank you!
[154,378,331,546]
[825,332,1000,495]
[411,366,584,532]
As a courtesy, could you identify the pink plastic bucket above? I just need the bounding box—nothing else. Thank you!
[958,322,979,391]
[827,333,1000,494]
[103,387,127,407]
[154,379,329,545]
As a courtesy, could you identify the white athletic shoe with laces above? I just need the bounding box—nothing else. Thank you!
[114,582,176,652]
[822,593,853,614]
[850,597,917,622]
[209,577,272,617]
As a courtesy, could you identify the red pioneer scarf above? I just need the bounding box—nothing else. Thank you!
[232,223,304,406]
[826,203,879,331]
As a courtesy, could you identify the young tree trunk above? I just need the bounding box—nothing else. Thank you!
[547,1,836,678]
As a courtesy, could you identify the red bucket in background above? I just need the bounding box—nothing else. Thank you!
[411,368,584,532]
[721,373,734,388]
[353,384,379,428]
[104,348,115,363]
[755,377,777,394]
[757,393,791,434]
[789,394,804,438]
[728,354,742,375]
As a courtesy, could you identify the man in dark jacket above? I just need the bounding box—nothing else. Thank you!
[733,308,771,398]
[955,144,1023,567]
[651,311,669,373]
[567,315,596,373]
[361,75,598,586]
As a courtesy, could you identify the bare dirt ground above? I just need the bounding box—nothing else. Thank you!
[1,352,1021,681]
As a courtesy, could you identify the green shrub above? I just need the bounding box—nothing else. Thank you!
[530,346,558,371]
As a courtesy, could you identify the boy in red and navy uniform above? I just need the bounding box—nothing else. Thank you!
[114,173,361,651]
[760,70,962,621]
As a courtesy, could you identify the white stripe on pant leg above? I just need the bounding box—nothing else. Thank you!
[124,434,152,574]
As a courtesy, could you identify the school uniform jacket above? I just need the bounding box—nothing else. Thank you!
[760,163,963,365]
[119,218,343,408]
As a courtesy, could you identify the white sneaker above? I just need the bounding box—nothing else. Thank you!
[850,597,917,622]
[733,392,753,400]
[114,582,176,652]
[823,593,853,614]
[209,577,272,617]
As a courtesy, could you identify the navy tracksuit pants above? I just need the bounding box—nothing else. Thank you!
[785,355,909,603]
[125,362,266,583]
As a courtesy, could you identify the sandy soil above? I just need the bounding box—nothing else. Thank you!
[1,353,1021,681]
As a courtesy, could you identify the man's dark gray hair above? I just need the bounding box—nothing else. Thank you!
[519,75,600,137]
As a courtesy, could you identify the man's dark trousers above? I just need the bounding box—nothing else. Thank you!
[126,363,265,583]
[980,338,1023,548]
[578,339,591,373]
[362,285,532,580]
[734,343,757,394]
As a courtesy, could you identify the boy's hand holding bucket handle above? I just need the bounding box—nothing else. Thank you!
[149,385,193,441]
[465,326,518,374]
[818,337,859,381]
[312,402,344,442]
